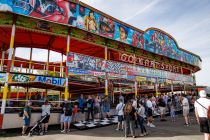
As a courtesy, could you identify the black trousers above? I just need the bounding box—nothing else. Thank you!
[87,108,94,121]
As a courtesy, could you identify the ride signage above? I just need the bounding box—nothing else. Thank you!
[119,53,180,73]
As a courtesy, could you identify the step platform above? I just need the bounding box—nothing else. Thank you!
[72,116,118,130]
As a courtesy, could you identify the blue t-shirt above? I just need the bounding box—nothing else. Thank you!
[78,98,84,108]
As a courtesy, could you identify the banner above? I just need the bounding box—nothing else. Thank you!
[67,52,194,83]
[0,0,201,67]
[8,74,65,86]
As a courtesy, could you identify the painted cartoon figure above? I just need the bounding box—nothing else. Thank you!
[132,31,144,49]
[118,25,128,43]
[99,16,115,38]
[84,11,98,33]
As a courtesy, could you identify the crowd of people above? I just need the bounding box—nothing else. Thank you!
[21,91,210,140]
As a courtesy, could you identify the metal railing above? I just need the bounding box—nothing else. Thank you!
[0,59,66,77]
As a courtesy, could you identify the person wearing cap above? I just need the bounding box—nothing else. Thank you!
[194,90,210,140]
[22,101,32,136]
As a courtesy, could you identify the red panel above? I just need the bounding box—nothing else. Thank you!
[0,114,3,129]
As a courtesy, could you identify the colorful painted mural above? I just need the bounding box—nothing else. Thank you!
[0,0,201,66]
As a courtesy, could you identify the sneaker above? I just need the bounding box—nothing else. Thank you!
[68,129,71,132]
[150,124,156,128]
[61,130,66,133]
[115,128,120,131]
[147,123,150,126]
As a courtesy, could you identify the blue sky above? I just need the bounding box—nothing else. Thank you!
[78,0,210,86]
[14,0,210,86]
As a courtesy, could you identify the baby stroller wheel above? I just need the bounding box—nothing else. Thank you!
[28,132,32,137]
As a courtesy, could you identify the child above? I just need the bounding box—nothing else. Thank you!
[170,104,176,122]
[73,104,79,123]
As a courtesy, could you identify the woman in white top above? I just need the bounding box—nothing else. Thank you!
[41,100,51,133]
[137,102,148,136]
[194,90,210,140]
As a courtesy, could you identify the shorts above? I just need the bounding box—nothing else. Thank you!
[159,107,166,115]
[170,111,175,118]
[118,115,124,122]
[60,114,65,123]
[199,117,210,133]
[64,116,72,123]
[147,108,153,117]
[23,118,30,126]
[42,115,50,124]
[94,106,100,114]
[183,108,189,117]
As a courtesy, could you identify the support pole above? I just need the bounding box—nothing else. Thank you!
[134,80,138,98]
[64,33,70,101]
[46,49,50,75]
[29,48,33,73]
[105,47,108,96]
[60,54,63,77]
[171,80,174,94]
[11,47,16,72]
[1,23,16,114]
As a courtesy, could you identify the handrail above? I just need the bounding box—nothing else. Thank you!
[0,58,66,77]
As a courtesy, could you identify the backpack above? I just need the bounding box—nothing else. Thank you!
[124,104,133,116]
[196,101,210,119]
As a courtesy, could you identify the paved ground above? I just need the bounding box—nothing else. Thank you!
[0,113,203,140]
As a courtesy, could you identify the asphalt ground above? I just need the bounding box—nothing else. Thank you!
[0,113,204,140]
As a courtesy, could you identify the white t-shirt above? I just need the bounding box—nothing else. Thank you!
[147,100,153,108]
[138,106,146,118]
[42,104,51,116]
[182,97,189,109]
[116,102,125,116]
[132,100,137,109]
[194,98,210,118]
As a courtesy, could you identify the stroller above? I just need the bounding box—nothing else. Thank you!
[28,115,48,136]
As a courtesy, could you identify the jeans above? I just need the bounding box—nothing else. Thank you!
[124,116,135,136]
[137,116,147,133]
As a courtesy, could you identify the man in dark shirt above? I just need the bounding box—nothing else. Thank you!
[61,101,73,133]
[87,95,94,121]
[158,95,167,121]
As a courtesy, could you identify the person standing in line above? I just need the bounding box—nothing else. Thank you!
[137,102,148,137]
[41,100,51,133]
[22,101,32,136]
[78,94,85,116]
[194,90,210,140]
[94,95,101,119]
[132,96,138,128]
[103,95,111,118]
[86,95,94,121]
[60,101,65,132]
[170,104,176,122]
[146,96,155,127]
[181,94,190,126]
[158,94,167,121]
[115,99,125,131]
[61,100,73,133]
[124,100,137,138]
[73,104,79,123]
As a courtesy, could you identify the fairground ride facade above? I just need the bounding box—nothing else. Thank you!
[0,0,201,129]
